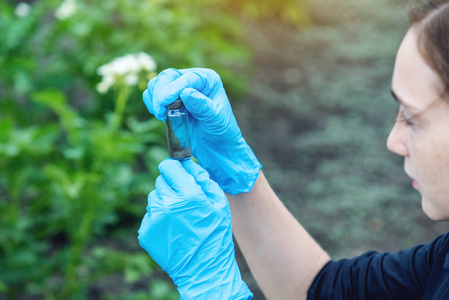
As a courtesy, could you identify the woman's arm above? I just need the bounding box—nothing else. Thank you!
[227,170,330,300]
[143,68,328,298]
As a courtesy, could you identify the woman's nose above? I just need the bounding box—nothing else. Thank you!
[386,122,409,157]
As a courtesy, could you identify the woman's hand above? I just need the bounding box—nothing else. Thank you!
[143,68,261,195]
[138,158,253,300]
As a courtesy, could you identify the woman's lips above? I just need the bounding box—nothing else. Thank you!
[405,169,419,189]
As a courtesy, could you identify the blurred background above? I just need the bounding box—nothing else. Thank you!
[1,0,448,299]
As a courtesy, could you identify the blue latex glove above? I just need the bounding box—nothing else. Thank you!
[142,68,262,195]
[138,158,253,300]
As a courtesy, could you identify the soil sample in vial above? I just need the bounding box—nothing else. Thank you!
[165,100,191,160]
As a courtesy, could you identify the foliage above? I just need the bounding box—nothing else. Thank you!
[0,0,310,298]
[225,0,310,26]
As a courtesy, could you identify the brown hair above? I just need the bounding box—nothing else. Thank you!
[408,0,449,96]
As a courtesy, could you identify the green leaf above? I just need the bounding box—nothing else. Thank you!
[63,147,84,160]
[150,280,178,299]
[14,71,33,96]
[0,281,7,292]
[124,254,154,284]
[0,118,14,138]
[32,89,67,112]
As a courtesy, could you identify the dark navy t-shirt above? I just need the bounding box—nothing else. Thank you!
[307,232,449,299]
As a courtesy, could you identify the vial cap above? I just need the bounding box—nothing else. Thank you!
[166,99,184,109]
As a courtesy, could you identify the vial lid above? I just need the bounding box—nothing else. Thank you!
[166,99,184,109]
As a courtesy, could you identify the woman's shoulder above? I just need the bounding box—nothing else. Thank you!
[429,231,449,249]
[421,231,449,265]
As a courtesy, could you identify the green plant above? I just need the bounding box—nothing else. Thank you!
[0,0,268,298]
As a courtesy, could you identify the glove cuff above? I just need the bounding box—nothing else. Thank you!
[177,276,254,300]
[174,243,254,300]
[180,286,253,300]
[198,136,262,195]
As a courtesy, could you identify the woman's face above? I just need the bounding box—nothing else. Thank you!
[387,25,449,221]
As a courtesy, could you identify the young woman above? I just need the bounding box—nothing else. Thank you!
[137,0,449,299]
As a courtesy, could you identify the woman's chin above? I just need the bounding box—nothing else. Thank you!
[421,197,449,221]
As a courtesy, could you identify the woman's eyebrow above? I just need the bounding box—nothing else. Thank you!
[390,88,418,110]
[390,89,400,103]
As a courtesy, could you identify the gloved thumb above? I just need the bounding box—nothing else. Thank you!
[180,88,217,121]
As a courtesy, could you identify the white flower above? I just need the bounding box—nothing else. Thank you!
[96,75,115,94]
[96,52,157,93]
[97,64,113,78]
[55,0,77,20]
[111,55,140,75]
[102,74,115,86]
[137,52,157,72]
[15,3,32,18]
[124,74,139,86]
[96,81,110,94]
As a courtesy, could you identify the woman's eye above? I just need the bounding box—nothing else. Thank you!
[396,110,414,126]
[404,118,414,126]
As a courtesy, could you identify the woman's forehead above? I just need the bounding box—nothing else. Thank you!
[392,26,445,111]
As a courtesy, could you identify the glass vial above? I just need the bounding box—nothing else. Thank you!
[165,99,191,160]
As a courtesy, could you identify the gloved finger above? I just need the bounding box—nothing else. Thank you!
[154,175,175,197]
[147,184,166,214]
[153,72,208,120]
[142,88,154,116]
[142,75,160,115]
[181,159,220,192]
[185,68,223,94]
[153,68,182,120]
[158,158,202,196]
[137,212,152,254]
[178,68,223,92]
[155,68,183,89]
[180,88,218,122]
